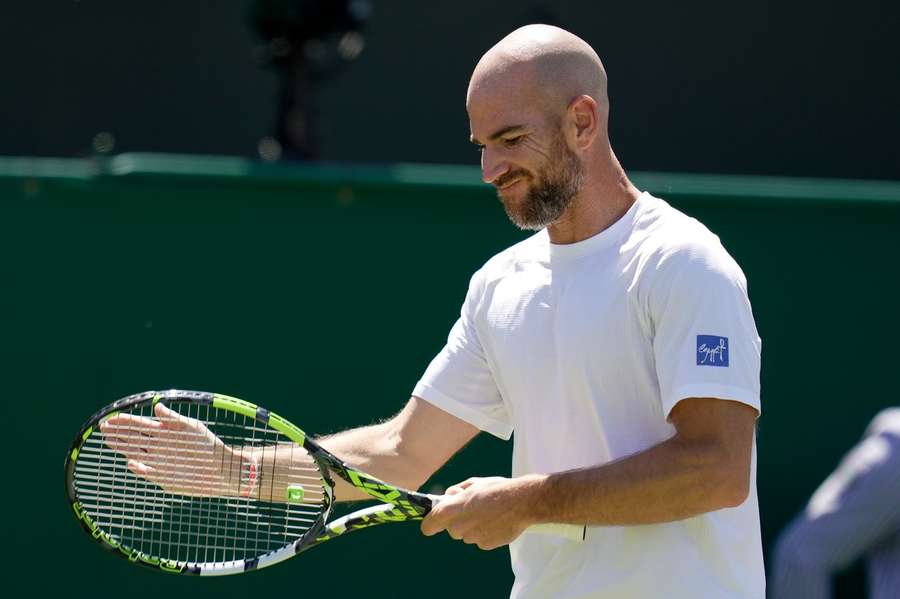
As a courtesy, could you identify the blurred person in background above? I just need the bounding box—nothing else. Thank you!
[252,0,371,160]
[772,408,900,598]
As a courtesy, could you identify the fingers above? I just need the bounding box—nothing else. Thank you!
[445,477,479,495]
[423,479,478,535]
[154,402,189,430]
[420,513,444,537]
[100,414,160,457]
[421,493,484,543]
[422,520,472,542]
[155,403,221,450]
[101,403,208,441]
[126,459,164,486]
[475,541,501,551]
[421,507,483,546]
[100,403,214,463]
[127,458,154,476]
[101,402,192,431]
[421,496,459,537]
[420,476,519,550]
[101,413,162,435]
[100,433,147,457]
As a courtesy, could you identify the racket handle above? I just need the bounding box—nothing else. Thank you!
[526,522,586,541]
[426,494,585,542]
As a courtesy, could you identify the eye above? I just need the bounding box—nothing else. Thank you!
[503,135,524,148]
[474,144,485,153]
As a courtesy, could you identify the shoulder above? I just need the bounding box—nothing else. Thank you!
[456,232,546,315]
[469,230,547,288]
[633,194,747,289]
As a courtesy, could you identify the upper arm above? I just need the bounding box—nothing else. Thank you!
[648,236,761,505]
[669,397,758,505]
[412,265,513,439]
[648,233,762,420]
[386,396,481,486]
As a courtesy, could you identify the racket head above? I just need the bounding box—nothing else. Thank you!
[64,390,333,575]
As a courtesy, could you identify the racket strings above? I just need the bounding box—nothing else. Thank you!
[72,401,326,567]
[71,470,326,503]
[74,447,324,495]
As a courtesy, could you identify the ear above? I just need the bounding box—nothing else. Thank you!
[567,95,601,150]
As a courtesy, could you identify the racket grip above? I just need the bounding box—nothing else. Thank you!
[426,494,585,542]
[526,522,586,541]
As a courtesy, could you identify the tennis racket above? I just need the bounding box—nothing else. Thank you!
[65,389,585,575]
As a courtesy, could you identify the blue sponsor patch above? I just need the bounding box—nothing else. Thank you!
[697,335,729,367]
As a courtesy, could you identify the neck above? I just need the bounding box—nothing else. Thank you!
[545,147,640,245]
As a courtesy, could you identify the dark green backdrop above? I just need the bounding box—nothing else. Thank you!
[3,155,899,597]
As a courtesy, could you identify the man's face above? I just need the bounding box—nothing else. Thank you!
[492,129,584,231]
[468,91,584,231]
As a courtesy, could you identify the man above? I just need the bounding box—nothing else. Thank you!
[107,24,764,597]
[772,408,900,598]
[318,24,765,598]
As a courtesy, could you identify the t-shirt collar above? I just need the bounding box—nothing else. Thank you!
[545,191,648,262]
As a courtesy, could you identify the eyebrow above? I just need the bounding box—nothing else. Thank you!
[469,125,526,146]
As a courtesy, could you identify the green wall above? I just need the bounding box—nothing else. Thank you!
[3,155,899,596]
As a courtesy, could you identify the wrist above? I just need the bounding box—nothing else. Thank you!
[227,452,259,498]
[239,456,259,498]
[516,473,552,526]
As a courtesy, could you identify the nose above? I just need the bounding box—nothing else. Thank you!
[481,146,509,185]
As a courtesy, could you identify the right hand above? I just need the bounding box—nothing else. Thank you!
[100,402,254,497]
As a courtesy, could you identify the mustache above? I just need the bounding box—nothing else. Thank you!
[494,170,531,189]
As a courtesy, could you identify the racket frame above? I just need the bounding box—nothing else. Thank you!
[65,389,433,575]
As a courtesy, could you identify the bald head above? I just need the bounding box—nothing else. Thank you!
[467,25,608,120]
[467,26,636,239]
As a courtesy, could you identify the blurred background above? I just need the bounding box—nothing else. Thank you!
[3,0,898,177]
[2,1,899,598]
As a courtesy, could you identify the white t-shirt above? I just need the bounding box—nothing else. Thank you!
[413,192,765,598]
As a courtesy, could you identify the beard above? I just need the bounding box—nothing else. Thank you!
[495,136,585,231]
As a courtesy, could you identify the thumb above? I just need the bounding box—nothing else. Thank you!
[420,500,450,537]
[127,459,165,487]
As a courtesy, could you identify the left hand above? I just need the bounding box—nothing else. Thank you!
[420,475,540,550]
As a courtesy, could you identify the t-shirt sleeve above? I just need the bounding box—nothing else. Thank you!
[649,236,762,419]
[412,269,513,440]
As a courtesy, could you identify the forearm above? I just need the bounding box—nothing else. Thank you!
[247,398,476,504]
[246,423,427,503]
[316,422,428,501]
[316,398,479,501]
[529,434,750,526]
